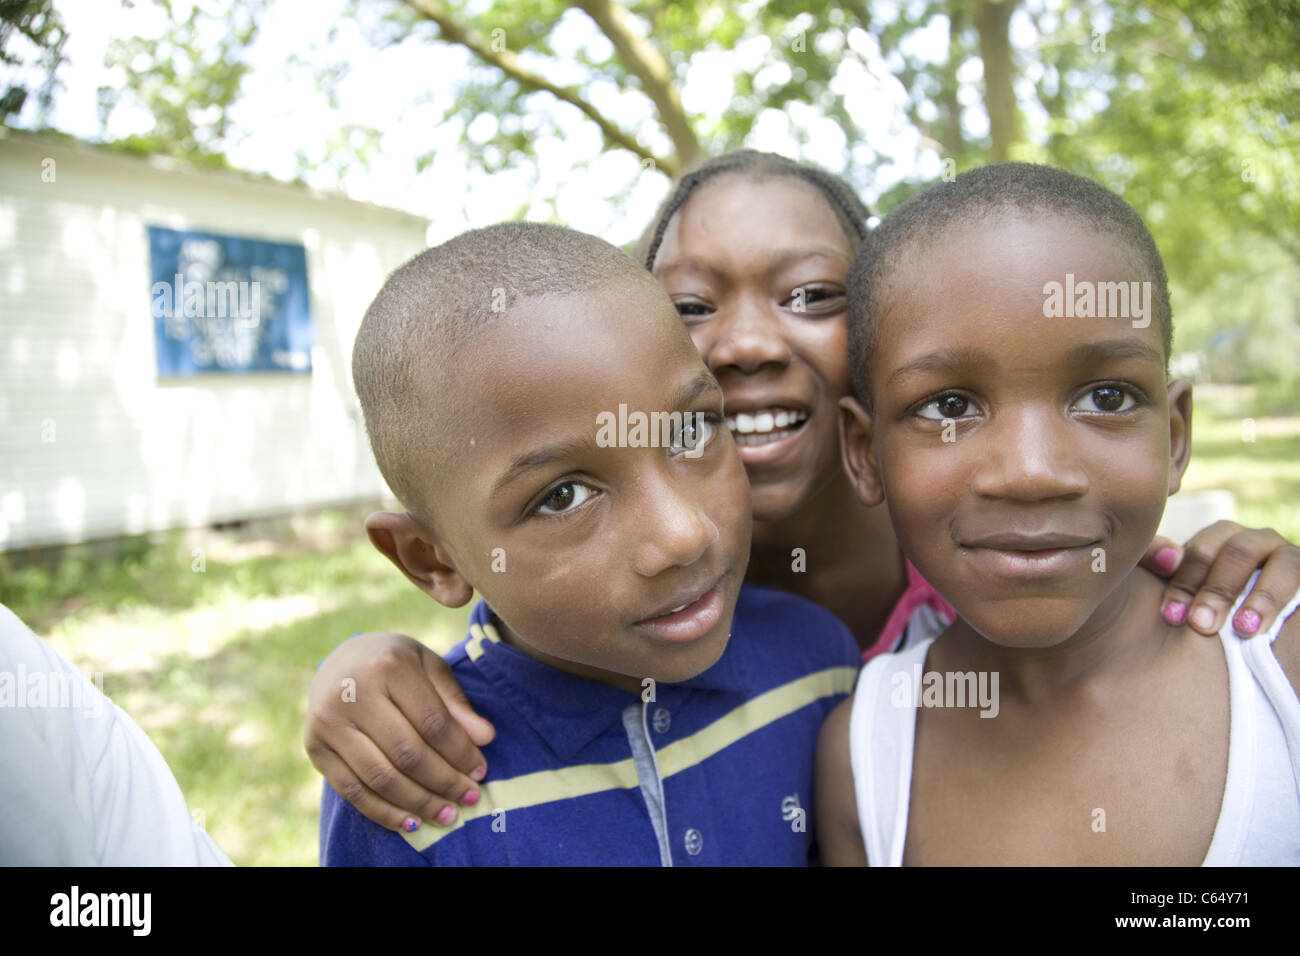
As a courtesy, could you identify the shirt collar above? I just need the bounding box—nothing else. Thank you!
[466,599,754,760]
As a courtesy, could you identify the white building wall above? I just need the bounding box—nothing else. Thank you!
[0,131,427,549]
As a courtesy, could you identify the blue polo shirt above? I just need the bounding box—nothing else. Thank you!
[319,584,860,866]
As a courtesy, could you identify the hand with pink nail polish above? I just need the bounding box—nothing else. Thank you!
[306,631,497,834]
[1143,523,1300,638]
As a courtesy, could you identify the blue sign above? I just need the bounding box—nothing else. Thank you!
[149,226,314,375]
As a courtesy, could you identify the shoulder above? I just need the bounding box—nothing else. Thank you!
[0,604,231,865]
[1272,607,1300,699]
[439,617,511,717]
[817,695,854,755]
[734,585,861,668]
[320,780,441,866]
[814,697,867,865]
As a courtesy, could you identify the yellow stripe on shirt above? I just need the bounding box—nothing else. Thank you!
[465,622,503,662]
[401,664,858,853]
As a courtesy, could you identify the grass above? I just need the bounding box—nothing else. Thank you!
[1,383,1295,865]
[1181,384,1300,541]
[2,523,470,866]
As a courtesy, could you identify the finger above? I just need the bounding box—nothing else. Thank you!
[423,652,497,748]
[380,666,487,802]
[331,724,470,827]
[312,742,454,834]
[1231,543,1300,638]
[1156,521,1239,631]
[1138,535,1182,577]
[1178,526,1288,635]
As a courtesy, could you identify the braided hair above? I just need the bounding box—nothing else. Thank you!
[639,150,873,271]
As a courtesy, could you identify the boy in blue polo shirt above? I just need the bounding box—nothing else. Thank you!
[319,222,859,865]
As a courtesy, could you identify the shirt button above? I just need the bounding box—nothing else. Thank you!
[684,827,703,856]
[652,707,671,734]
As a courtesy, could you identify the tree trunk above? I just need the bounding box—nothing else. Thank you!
[940,1,966,156]
[974,0,1019,161]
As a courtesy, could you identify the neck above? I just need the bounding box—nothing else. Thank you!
[748,468,906,649]
[942,566,1175,707]
[488,614,643,696]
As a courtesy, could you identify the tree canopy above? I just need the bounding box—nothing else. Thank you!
[4,0,1296,392]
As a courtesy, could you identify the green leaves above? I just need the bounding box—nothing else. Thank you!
[98,0,266,163]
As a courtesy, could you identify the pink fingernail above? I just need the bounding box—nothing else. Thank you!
[1190,606,1215,630]
[1162,601,1187,625]
[1234,608,1261,634]
[1154,547,1180,574]
[435,805,457,826]
[461,789,480,807]
[470,765,487,782]
[401,816,420,832]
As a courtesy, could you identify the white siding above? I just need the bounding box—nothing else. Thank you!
[0,132,427,549]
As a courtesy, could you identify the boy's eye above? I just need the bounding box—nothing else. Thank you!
[786,286,845,313]
[535,481,595,516]
[673,298,713,321]
[669,413,717,456]
[915,393,973,420]
[1074,386,1137,413]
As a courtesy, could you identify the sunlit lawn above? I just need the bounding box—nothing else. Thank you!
[1181,384,1300,542]
[2,521,470,866]
[1,384,1295,865]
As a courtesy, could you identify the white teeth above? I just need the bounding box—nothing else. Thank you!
[725,408,808,441]
[669,603,689,614]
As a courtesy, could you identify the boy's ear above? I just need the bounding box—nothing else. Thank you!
[1166,379,1194,495]
[364,511,474,608]
[838,395,885,508]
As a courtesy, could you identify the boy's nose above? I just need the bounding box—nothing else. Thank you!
[970,407,1089,501]
[632,478,720,577]
[699,292,792,374]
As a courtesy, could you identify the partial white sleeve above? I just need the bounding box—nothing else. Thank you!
[0,604,233,866]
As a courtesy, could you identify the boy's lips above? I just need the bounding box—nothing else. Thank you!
[633,575,728,643]
[959,531,1102,579]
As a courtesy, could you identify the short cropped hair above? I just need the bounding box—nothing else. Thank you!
[846,162,1173,410]
[638,149,873,270]
[353,222,654,523]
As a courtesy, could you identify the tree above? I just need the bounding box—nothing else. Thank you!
[387,0,1026,180]
[95,0,264,166]
[26,0,1300,372]
[0,0,68,122]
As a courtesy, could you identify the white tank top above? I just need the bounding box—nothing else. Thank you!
[848,577,1300,866]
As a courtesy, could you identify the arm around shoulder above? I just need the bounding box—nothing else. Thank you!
[814,696,868,866]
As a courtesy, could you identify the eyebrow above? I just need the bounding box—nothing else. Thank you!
[656,247,851,280]
[491,371,721,496]
[884,338,1165,388]
[886,346,997,386]
[493,435,597,497]
[669,370,724,410]
[1065,339,1164,366]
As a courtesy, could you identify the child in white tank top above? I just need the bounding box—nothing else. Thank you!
[813,163,1300,866]
[846,576,1300,865]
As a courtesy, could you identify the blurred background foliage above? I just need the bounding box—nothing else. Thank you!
[5,0,1297,399]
